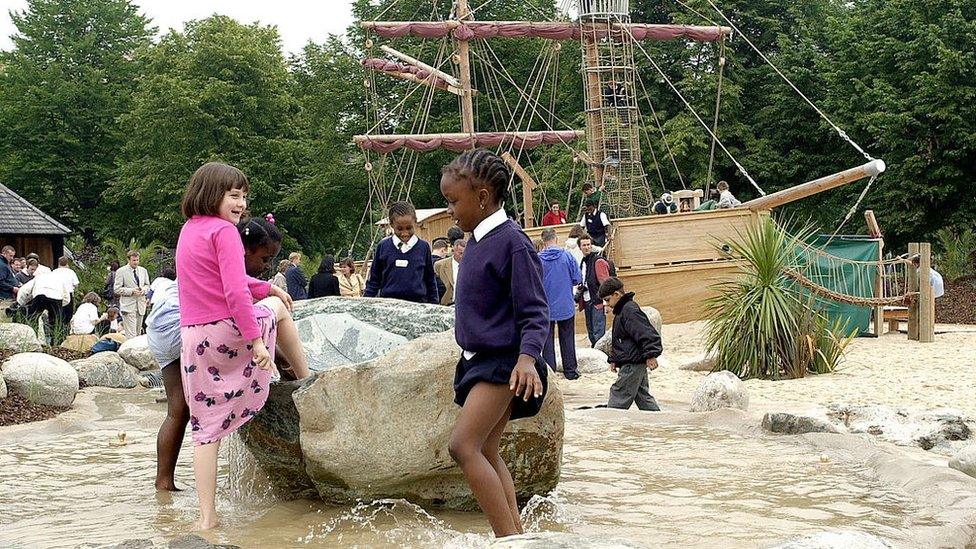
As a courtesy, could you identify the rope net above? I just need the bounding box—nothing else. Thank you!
[783,235,916,307]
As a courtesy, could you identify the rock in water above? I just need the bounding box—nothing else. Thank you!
[1,352,78,406]
[949,445,976,479]
[118,335,160,371]
[0,323,42,353]
[771,531,894,548]
[293,330,564,509]
[690,370,749,412]
[594,306,662,356]
[292,296,454,340]
[70,352,141,389]
[761,412,845,435]
[491,533,648,548]
[827,404,974,454]
[296,312,407,371]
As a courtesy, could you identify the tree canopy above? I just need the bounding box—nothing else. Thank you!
[0,0,972,255]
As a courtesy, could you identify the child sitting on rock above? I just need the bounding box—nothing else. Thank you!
[598,277,661,411]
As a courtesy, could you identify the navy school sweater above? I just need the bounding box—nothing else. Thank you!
[454,219,550,361]
[364,237,440,304]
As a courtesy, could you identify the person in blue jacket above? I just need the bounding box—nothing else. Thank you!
[538,228,582,379]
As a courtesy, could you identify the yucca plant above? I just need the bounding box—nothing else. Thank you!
[935,228,976,281]
[704,217,854,380]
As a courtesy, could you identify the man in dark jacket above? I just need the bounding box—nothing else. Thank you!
[598,277,662,411]
[285,252,309,301]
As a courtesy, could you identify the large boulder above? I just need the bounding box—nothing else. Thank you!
[491,533,647,548]
[1,352,79,406]
[118,335,160,371]
[690,370,749,412]
[762,412,846,435]
[294,330,564,509]
[827,404,975,454]
[296,312,407,371]
[71,352,141,389]
[0,323,42,353]
[594,306,662,356]
[293,296,454,340]
[0,369,6,399]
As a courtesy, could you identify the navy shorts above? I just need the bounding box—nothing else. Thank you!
[453,351,548,420]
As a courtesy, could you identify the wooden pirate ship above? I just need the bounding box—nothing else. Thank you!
[354,0,887,323]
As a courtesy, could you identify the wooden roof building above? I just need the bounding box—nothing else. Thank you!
[0,183,71,268]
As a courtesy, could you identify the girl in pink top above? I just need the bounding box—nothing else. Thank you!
[176,162,308,530]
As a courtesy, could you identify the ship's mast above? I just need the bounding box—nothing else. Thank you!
[579,0,650,217]
[456,0,476,133]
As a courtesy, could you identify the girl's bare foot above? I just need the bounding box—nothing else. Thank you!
[191,515,219,531]
[154,481,183,492]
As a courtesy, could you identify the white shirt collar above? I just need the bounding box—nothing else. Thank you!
[395,234,420,253]
[472,207,508,242]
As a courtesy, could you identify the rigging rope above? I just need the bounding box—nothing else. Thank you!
[705,37,726,197]
[626,27,766,197]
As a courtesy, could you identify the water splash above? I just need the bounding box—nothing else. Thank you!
[521,489,580,532]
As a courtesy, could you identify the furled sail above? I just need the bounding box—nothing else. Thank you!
[362,21,729,42]
[354,130,583,153]
[363,58,451,90]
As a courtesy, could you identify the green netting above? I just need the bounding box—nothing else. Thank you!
[795,235,882,336]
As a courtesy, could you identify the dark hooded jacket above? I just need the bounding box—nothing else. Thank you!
[608,292,662,365]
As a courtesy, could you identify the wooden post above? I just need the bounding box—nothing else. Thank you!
[907,242,919,341]
[919,242,935,343]
[456,0,476,134]
[501,152,538,228]
[865,210,885,336]
[582,37,605,185]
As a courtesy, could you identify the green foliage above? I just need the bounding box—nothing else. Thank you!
[935,228,976,281]
[703,218,855,379]
[0,0,153,240]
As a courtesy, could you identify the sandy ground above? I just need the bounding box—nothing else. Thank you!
[558,322,976,417]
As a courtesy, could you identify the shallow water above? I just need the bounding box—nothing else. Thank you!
[0,390,942,548]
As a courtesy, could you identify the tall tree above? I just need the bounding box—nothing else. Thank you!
[0,0,153,239]
[106,15,301,244]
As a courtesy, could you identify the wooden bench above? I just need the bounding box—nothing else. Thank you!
[882,306,909,333]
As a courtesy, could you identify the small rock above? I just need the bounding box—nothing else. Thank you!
[71,352,141,389]
[949,445,976,479]
[0,323,42,352]
[771,530,894,548]
[762,412,845,435]
[491,532,647,548]
[690,370,749,412]
[1,352,79,406]
[168,534,240,549]
[61,333,100,354]
[553,347,609,374]
[117,335,160,371]
[678,351,718,372]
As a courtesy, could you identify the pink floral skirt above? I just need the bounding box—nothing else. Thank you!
[180,304,277,445]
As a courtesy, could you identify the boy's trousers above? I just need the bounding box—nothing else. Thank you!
[608,363,660,411]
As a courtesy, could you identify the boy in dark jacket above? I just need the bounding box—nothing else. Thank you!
[598,277,662,411]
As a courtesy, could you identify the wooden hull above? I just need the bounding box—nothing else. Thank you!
[526,208,764,325]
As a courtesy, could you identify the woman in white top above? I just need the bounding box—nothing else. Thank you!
[70,292,109,335]
[271,259,290,291]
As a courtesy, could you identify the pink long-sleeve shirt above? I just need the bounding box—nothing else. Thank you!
[176,215,271,340]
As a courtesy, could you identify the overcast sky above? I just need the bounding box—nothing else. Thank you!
[0,0,357,54]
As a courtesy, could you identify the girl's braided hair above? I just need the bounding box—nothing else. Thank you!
[237,216,282,251]
[442,149,511,205]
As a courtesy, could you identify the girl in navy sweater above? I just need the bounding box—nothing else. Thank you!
[364,201,439,304]
[441,149,550,537]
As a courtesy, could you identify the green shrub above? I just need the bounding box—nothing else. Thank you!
[935,228,976,281]
[703,218,855,380]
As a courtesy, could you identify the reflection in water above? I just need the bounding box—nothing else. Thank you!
[0,391,940,548]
